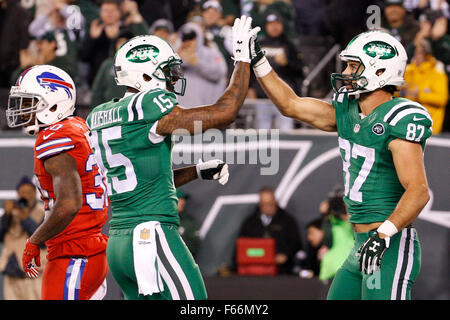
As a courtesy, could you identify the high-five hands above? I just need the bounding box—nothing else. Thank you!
[231,15,261,63]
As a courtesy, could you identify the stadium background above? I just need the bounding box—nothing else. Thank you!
[0,0,449,300]
[0,131,448,299]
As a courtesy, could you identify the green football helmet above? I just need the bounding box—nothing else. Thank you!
[331,30,407,98]
[114,35,186,95]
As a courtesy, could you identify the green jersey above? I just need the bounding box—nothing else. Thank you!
[86,89,179,229]
[333,91,432,224]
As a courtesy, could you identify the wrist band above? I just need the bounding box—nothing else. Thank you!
[253,56,272,78]
[377,220,398,237]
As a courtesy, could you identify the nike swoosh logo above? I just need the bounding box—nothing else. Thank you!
[413,116,426,121]
[43,132,55,140]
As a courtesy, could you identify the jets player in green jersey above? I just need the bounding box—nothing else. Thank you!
[86,16,260,300]
[246,26,432,299]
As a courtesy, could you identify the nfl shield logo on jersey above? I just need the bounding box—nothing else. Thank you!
[354,124,361,133]
[140,228,150,240]
[372,123,385,135]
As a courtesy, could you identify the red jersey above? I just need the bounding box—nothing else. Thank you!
[33,116,108,261]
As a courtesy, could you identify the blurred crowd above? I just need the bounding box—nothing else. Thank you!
[1,0,450,132]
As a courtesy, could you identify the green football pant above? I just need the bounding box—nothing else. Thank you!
[107,223,207,300]
[327,227,421,300]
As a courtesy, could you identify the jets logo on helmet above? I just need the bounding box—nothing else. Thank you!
[363,41,397,59]
[5,65,76,136]
[37,72,74,99]
[126,44,160,63]
[331,30,407,98]
[114,35,186,95]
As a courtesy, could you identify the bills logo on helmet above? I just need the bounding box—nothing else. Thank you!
[36,72,73,99]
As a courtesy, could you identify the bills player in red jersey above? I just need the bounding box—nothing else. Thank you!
[6,65,109,300]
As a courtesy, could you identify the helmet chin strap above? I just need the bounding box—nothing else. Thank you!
[25,117,41,136]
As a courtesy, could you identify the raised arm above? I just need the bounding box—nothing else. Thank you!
[156,15,259,135]
[250,26,337,132]
[256,70,337,132]
[156,62,250,135]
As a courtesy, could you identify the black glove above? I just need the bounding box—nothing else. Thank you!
[196,159,229,185]
[357,230,390,275]
[250,33,265,67]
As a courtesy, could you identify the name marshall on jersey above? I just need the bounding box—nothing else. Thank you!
[86,89,180,229]
[89,106,123,129]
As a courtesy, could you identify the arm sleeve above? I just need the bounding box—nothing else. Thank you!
[387,110,433,146]
[35,125,76,160]
[138,89,179,123]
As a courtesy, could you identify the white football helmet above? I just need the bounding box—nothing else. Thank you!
[6,65,76,136]
[114,35,186,95]
[331,30,408,98]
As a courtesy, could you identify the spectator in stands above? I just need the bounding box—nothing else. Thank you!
[175,21,228,108]
[10,31,77,86]
[237,186,302,274]
[249,11,303,129]
[90,29,134,107]
[382,0,420,56]
[28,0,85,84]
[292,218,326,278]
[324,0,372,48]
[0,176,46,300]
[0,0,32,88]
[177,190,201,259]
[79,0,147,86]
[414,7,450,132]
[245,0,298,45]
[293,0,328,37]
[201,0,234,78]
[120,0,147,30]
[415,7,450,68]
[219,0,240,26]
[149,18,177,47]
[169,0,198,30]
[317,187,353,282]
[28,0,85,39]
[408,0,450,21]
[74,0,101,34]
[137,0,172,30]
[401,38,449,134]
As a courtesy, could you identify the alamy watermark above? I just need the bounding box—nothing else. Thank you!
[171,121,280,176]
[366,5,382,30]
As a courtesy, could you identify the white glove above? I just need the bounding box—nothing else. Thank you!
[196,159,229,185]
[232,15,261,63]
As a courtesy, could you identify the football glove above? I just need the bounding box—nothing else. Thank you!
[250,33,265,67]
[22,239,41,278]
[357,230,390,275]
[249,26,272,78]
[232,15,261,63]
[196,159,229,185]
